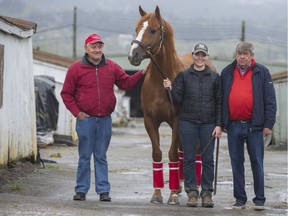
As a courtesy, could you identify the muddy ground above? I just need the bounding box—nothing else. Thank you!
[0,119,287,216]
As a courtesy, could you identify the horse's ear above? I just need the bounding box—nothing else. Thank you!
[139,5,146,17]
[155,6,161,21]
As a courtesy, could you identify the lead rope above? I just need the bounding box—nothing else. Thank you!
[200,136,220,195]
[149,55,175,113]
[214,138,220,195]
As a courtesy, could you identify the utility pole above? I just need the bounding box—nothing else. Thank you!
[241,20,245,42]
[73,6,77,59]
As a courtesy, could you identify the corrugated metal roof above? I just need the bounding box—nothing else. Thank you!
[0,16,37,32]
[272,71,288,80]
[33,49,75,68]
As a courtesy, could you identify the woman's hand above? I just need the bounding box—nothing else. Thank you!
[212,126,222,138]
[163,78,172,90]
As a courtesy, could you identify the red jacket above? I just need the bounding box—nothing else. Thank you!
[61,54,144,117]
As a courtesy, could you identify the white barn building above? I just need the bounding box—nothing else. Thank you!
[0,16,37,167]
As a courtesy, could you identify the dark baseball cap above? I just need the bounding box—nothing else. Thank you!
[192,43,209,55]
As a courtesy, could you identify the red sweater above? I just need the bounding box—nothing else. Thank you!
[228,60,256,121]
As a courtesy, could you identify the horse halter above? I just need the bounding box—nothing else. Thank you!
[131,24,165,56]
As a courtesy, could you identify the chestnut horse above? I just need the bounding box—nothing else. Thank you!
[128,6,216,205]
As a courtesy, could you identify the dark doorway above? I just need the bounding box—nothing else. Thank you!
[125,70,143,117]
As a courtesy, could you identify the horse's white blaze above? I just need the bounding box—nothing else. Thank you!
[128,21,148,57]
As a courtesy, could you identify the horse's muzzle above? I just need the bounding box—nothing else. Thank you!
[128,53,141,66]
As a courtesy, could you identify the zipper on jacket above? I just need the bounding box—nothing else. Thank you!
[198,75,203,122]
[96,67,101,116]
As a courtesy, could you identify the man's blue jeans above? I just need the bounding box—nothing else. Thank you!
[179,120,215,196]
[227,121,265,205]
[75,116,112,195]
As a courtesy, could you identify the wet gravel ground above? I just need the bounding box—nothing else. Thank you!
[0,119,287,216]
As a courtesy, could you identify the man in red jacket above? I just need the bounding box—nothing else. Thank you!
[61,33,146,202]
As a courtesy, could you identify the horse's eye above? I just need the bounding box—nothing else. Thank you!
[150,29,157,34]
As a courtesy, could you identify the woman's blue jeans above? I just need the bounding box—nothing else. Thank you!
[75,116,112,195]
[227,121,265,205]
[179,120,215,196]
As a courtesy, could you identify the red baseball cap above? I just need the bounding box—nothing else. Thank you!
[85,33,104,45]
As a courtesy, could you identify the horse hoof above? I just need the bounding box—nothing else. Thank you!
[150,195,163,204]
[167,194,180,205]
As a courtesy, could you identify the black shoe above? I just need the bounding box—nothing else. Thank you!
[73,192,86,201]
[232,202,246,209]
[100,192,111,202]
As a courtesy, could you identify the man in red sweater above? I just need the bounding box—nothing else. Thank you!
[221,42,276,210]
[61,33,146,202]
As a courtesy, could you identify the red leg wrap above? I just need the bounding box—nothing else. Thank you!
[153,162,164,189]
[178,151,184,181]
[168,162,180,191]
[195,155,202,187]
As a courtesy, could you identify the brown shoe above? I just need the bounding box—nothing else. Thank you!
[187,195,198,207]
[201,192,214,208]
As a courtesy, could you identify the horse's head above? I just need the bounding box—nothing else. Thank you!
[128,6,165,66]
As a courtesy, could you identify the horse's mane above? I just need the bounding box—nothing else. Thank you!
[163,17,216,71]
[162,19,178,55]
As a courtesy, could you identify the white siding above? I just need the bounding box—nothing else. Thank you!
[273,78,287,145]
[0,33,36,165]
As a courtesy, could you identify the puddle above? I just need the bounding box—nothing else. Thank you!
[266,173,288,178]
